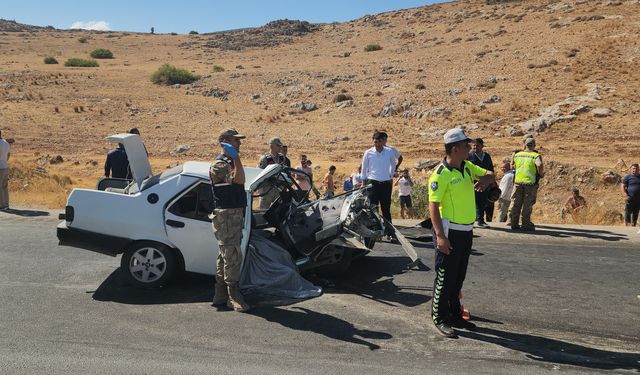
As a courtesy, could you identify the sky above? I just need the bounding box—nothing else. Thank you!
[2,0,445,34]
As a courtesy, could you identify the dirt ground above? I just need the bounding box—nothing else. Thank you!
[1,0,639,223]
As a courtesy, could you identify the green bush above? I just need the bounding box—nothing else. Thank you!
[189,30,199,35]
[212,65,225,72]
[391,178,430,219]
[150,64,199,85]
[90,48,114,59]
[64,58,99,67]
[44,56,58,64]
[78,37,88,43]
[170,32,178,36]
[364,44,382,52]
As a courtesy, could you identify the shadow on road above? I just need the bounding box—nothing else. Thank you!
[459,326,640,371]
[0,208,50,217]
[92,255,428,309]
[489,225,627,242]
[252,306,392,350]
[92,269,214,304]
[311,254,431,308]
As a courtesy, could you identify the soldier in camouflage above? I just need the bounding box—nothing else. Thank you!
[210,128,250,312]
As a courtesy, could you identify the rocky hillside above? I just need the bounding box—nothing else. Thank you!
[0,19,54,32]
[0,0,638,222]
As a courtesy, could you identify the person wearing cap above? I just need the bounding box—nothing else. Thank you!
[428,128,495,338]
[508,136,544,231]
[257,137,286,209]
[210,128,250,312]
[361,131,402,241]
[0,129,11,211]
[467,138,495,227]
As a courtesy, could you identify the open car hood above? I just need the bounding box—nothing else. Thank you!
[106,133,152,190]
[247,164,283,192]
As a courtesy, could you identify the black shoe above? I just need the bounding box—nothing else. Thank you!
[449,318,477,331]
[475,220,489,228]
[521,225,536,232]
[434,322,457,338]
[510,224,521,230]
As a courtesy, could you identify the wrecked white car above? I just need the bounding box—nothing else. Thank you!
[57,134,417,288]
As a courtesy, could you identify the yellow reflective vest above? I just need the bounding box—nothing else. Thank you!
[513,150,540,184]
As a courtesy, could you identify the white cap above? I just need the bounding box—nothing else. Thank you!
[444,128,470,145]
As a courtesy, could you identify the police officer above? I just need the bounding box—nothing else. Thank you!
[428,128,495,338]
[210,128,250,312]
[509,137,544,231]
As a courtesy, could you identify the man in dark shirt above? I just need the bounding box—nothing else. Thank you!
[621,163,640,226]
[104,143,130,179]
[282,145,291,167]
[468,138,494,227]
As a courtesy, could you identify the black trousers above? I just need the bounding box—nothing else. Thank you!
[625,198,640,226]
[370,180,393,230]
[431,228,473,325]
[475,190,489,222]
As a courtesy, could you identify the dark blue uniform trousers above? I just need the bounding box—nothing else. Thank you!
[431,228,473,325]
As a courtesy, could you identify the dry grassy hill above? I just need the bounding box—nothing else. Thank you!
[1,0,639,223]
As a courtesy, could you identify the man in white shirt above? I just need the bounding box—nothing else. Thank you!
[360,131,402,240]
[0,129,11,210]
[381,132,403,175]
[497,161,514,222]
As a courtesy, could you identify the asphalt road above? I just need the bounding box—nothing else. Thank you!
[1,209,639,374]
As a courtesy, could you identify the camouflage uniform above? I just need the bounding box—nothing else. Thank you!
[210,157,248,311]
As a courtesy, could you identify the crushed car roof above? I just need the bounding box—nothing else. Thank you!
[180,161,270,186]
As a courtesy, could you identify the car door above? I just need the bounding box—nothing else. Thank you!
[164,182,218,275]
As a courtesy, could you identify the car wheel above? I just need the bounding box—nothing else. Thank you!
[121,241,177,288]
[316,247,352,277]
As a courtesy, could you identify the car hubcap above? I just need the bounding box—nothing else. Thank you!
[129,247,166,283]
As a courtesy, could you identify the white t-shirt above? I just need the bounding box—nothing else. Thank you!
[0,139,10,169]
[360,146,399,182]
[499,170,515,200]
[398,177,412,196]
[296,166,313,191]
[351,173,363,189]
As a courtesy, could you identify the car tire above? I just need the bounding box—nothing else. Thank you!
[121,241,177,288]
[316,247,352,277]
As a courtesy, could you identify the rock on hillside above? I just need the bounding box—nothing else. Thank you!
[0,19,54,32]
[200,19,319,51]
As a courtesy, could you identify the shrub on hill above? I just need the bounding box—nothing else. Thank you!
[364,44,382,52]
[44,56,58,64]
[64,58,99,67]
[150,64,199,85]
[78,37,88,43]
[212,65,225,72]
[90,48,114,59]
[189,30,199,35]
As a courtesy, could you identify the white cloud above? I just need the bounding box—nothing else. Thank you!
[69,21,111,31]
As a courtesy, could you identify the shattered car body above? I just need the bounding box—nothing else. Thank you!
[57,134,416,288]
